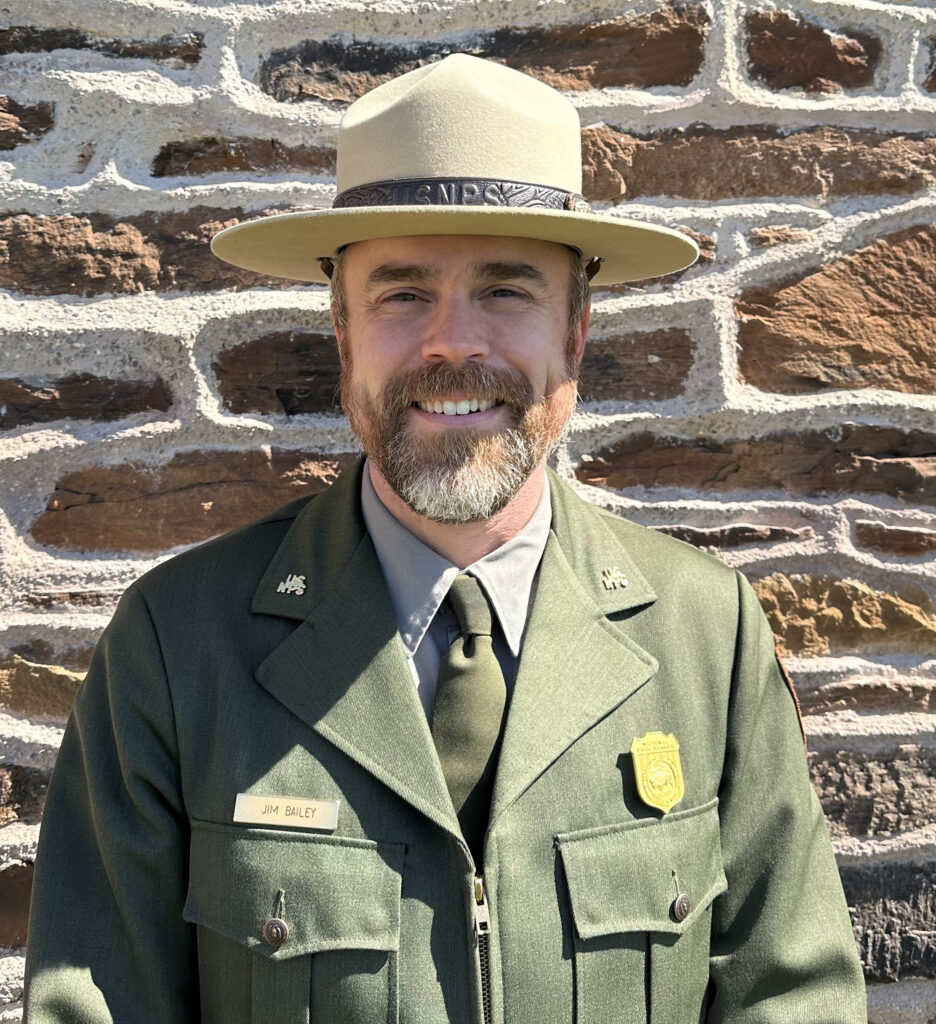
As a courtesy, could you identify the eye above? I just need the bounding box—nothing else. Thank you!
[383,290,421,302]
[486,286,527,299]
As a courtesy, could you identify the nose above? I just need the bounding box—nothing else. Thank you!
[420,294,490,364]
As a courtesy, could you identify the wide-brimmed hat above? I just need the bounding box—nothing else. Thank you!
[211,54,698,285]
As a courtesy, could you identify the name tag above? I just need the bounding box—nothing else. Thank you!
[233,793,340,831]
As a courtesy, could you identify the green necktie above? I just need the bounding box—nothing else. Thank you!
[432,573,507,864]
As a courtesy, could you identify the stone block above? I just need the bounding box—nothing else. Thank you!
[0,26,202,67]
[152,137,335,178]
[737,224,936,395]
[213,331,341,415]
[745,10,881,92]
[809,747,936,838]
[259,7,708,103]
[855,521,936,557]
[926,40,936,93]
[752,573,936,658]
[0,766,48,826]
[0,208,293,296]
[799,679,936,716]
[581,126,936,203]
[842,861,936,981]
[576,426,936,505]
[748,225,812,248]
[0,655,83,718]
[0,374,170,429]
[653,523,814,549]
[577,329,692,402]
[0,95,53,151]
[0,864,32,948]
[32,450,356,553]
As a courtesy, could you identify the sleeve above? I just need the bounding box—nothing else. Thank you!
[705,572,866,1023]
[24,585,198,1023]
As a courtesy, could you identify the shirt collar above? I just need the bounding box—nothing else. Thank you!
[361,462,552,658]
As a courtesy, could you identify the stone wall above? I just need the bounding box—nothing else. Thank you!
[1,0,935,1019]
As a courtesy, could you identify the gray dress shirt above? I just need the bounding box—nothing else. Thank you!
[361,464,552,719]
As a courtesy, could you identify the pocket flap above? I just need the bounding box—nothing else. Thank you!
[184,820,404,959]
[556,799,727,939]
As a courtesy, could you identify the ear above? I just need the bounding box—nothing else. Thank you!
[570,301,590,368]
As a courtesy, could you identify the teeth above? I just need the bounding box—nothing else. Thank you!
[416,398,498,415]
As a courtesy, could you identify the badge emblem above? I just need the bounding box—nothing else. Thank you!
[601,566,628,591]
[276,573,306,596]
[630,732,684,813]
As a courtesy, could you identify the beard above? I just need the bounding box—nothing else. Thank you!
[341,358,578,524]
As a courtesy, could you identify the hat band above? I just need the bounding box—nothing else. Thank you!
[333,177,591,213]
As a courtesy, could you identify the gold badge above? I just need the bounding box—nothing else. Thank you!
[630,732,684,813]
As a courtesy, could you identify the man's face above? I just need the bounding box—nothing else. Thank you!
[335,234,589,523]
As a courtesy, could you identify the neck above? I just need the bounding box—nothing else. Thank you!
[368,462,547,569]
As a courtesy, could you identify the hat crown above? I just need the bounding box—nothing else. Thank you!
[336,53,583,193]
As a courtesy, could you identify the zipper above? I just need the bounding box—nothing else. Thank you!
[473,874,493,1024]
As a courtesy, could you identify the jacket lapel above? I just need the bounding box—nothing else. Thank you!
[252,462,459,840]
[491,474,659,818]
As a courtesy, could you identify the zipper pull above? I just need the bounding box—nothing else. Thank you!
[473,875,491,937]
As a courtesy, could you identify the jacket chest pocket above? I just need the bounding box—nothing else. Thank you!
[184,819,404,1024]
[556,799,727,1024]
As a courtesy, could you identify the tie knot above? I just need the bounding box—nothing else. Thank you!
[446,573,492,637]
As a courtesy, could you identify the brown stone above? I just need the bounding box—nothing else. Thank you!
[926,39,936,93]
[751,573,936,658]
[260,7,708,103]
[0,94,53,151]
[745,10,881,93]
[213,331,342,415]
[653,523,814,548]
[855,520,936,556]
[798,678,936,715]
[0,862,33,947]
[0,207,295,296]
[32,449,356,553]
[809,747,936,838]
[9,641,94,672]
[0,26,202,67]
[0,654,84,717]
[22,591,120,609]
[580,124,936,202]
[575,426,936,506]
[841,861,936,981]
[737,224,936,395]
[577,329,692,402]
[0,373,171,428]
[152,137,335,178]
[748,224,812,248]
[0,765,48,825]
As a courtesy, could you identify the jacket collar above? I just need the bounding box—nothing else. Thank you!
[490,470,658,818]
[251,461,659,844]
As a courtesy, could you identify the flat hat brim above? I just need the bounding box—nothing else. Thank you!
[210,205,699,285]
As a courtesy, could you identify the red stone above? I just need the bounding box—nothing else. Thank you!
[32,449,356,552]
[745,10,881,93]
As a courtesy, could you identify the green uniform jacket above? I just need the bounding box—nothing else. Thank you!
[25,461,866,1024]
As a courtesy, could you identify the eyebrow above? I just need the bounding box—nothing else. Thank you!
[363,260,550,290]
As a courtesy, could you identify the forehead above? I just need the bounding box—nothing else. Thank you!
[340,234,572,278]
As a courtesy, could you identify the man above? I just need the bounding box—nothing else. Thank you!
[25,55,865,1023]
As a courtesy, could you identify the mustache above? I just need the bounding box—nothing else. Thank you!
[381,361,535,413]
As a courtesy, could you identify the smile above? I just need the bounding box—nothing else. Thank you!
[414,398,499,416]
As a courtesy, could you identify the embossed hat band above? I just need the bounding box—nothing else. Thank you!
[333,177,592,214]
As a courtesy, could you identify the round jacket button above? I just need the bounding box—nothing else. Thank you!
[672,893,691,922]
[263,918,289,946]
